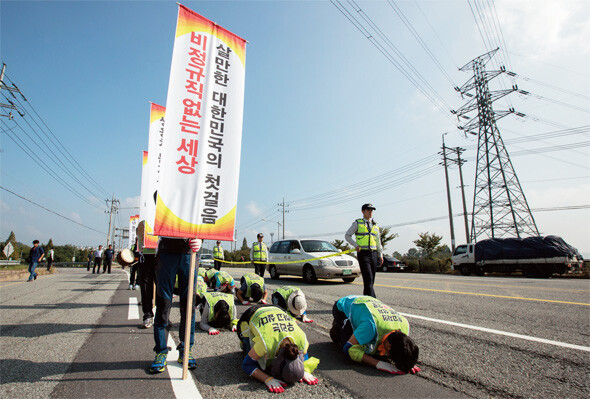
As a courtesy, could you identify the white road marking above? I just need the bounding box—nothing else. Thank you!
[128,297,140,320]
[401,312,590,352]
[166,334,203,399]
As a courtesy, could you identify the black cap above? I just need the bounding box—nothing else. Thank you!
[362,203,376,211]
[257,233,264,238]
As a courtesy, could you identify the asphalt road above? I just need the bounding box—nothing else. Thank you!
[1,266,588,398]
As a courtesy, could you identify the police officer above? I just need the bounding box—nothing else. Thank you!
[330,295,420,375]
[250,233,269,277]
[237,305,319,393]
[213,240,224,271]
[236,273,268,305]
[199,291,238,335]
[345,203,383,298]
[271,286,313,323]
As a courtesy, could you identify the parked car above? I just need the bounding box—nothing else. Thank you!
[199,253,214,268]
[268,239,361,283]
[380,256,407,272]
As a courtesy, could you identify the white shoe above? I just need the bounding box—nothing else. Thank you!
[129,284,133,290]
[133,285,139,290]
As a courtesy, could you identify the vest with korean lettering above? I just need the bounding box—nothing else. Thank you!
[214,271,233,286]
[252,242,268,262]
[204,292,234,322]
[249,306,307,370]
[242,273,265,298]
[196,278,207,297]
[198,267,206,279]
[205,268,217,281]
[274,286,300,303]
[213,245,224,260]
[351,296,409,355]
[355,219,379,250]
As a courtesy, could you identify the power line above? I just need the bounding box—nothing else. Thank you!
[0,185,104,234]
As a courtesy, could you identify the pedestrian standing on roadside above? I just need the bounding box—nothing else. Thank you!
[250,233,269,277]
[344,204,383,298]
[149,237,201,374]
[103,244,114,274]
[92,245,103,274]
[213,240,224,271]
[46,247,54,271]
[87,251,93,271]
[27,240,45,282]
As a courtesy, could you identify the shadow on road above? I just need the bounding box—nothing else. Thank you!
[0,323,135,338]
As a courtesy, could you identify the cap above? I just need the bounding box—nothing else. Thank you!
[287,292,307,316]
[361,203,376,211]
[271,348,305,384]
[257,233,264,238]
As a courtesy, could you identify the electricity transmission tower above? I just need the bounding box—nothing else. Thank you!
[453,49,539,242]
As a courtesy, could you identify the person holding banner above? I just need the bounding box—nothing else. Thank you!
[237,305,319,393]
[150,237,201,374]
[251,233,269,277]
[198,292,238,335]
[213,241,224,270]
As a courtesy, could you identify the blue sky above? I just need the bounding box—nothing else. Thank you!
[1,0,589,256]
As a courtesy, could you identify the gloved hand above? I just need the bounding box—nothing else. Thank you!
[302,315,313,323]
[264,377,287,393]
[231,325,237,332]
[376,360,405,375]
[242,301,250,305]
[260,299,268,304]
[409,366,421,374]
[189,238,202,252]
[208,328,220,335]
[300,371,318,385]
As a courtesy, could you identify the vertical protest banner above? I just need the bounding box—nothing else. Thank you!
[144,103,166,249]
[154,4,247,242]
[154,3,246,379]
[128,214,139,248]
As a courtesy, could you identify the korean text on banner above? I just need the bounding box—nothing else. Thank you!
[128,215,139,248]
[144,103,165,249]
[154,4,246,241]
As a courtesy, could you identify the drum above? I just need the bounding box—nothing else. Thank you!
[117,248,135,266]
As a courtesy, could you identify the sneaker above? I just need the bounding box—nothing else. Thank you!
[34,274,38,280]
[129,284,133,290]
[150,352,167,373]
[133,285,139,290]
[178,351,197,370]
[142,317,154,329]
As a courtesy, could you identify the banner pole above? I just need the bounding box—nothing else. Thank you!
[182,251,197,380]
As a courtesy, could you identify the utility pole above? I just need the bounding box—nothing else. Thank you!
[0,63,25,119]
[278,198,289,239]
[440,133,456,252]
[453,48,538,242]
[105,195,120,247]
[455,148,470,243]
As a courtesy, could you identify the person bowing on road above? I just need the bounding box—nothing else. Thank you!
[237,305,319,393]
[345,203,383,298]
[271,286,313,323]
[212,270,236,294]
[329,295,420,375]
[199,291,238,335]
[236,272,268,305]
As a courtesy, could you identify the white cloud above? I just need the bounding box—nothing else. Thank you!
[496,0,590,59]
[246,201,262,216]
[123,196,140,208]
[0,200,9,212]
[70,212,82,223]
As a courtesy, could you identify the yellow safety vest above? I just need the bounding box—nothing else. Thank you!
[204,292,234,322]
[249,306,307,370]
[196,279,208,297]
[355,219,379,250]
[252,242,268,262]
[213,245,224,260]
[243,273,265,298]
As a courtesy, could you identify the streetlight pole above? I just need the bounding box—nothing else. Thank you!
[261,219,282,240]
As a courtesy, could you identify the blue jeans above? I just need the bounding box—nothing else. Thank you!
[28,261,38,281]
[153,252,197,354]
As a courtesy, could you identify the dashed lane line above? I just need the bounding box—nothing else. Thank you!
[401,312,590,353]
[128,297,140,320]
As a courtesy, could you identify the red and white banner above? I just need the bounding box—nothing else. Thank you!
[154,4,247,241]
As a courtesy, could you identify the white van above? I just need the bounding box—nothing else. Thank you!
[268,239,360,283]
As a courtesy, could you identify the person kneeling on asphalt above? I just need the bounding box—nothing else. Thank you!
[212,270,235,294]
[330,295,420,375]
[271,286,313,323]
[197,267,206,280]
[199,292,238,335]
[236,273,268,305]
[195,275,208,306]
[237,305,320,393]
[203,268,218,288]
